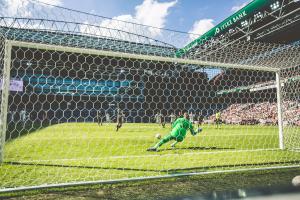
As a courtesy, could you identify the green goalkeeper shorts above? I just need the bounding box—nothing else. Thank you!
[161,134,184,143]
[170,127,186,142]
[160,127,186,143]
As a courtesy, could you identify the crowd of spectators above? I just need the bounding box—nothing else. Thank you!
[209,101,300,126]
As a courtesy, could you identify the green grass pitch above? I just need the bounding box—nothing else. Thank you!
[1,123,300,189]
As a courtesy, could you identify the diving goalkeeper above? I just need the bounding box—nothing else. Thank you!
[147,112,201,151]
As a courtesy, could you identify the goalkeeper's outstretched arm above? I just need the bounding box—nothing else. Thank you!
[189,123,197,136]
[189,122,201,136]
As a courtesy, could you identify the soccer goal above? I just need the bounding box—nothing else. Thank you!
[0,1,300,192]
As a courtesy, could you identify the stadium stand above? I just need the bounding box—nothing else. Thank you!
[209,100,300,126]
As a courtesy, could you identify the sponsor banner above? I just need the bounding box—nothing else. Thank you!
[0,79,23,92]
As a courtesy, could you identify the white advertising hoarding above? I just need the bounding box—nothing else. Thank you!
[0,79,23,92]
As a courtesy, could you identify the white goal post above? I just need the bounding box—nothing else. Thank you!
[0,41,12,163]
[276,72,284,150]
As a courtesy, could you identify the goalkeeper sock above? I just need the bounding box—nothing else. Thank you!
[154,140,166,149]
[154,134,173,149]
[171,141,178,147]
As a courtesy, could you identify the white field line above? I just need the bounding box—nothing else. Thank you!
[17,148,280,163]
[19,134,277,141]
[290,149,300,152]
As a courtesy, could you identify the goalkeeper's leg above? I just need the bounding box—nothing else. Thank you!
[171,141,178,148]
[147,129,184,151]
[171,134,185,148]
[147,134,175,151]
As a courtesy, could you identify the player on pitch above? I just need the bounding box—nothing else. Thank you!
[169,112,176,127]
[215,111,222,129]
[97,109,105,126]
[116,109,125,132]
[147,112,202,151]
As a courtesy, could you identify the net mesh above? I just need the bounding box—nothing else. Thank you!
[281,66,300,150]
[0,0,299,191]
[184,39,300,70]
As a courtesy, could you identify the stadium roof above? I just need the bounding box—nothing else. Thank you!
[177,0,300,57]
[0,14,299,72]
[0,24,177,57]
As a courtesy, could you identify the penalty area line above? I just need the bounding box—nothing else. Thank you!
[22,133,277,141]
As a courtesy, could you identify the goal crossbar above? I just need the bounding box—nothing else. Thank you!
[7,40,279,72]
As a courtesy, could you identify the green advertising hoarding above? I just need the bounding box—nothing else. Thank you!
[176,0,277,57]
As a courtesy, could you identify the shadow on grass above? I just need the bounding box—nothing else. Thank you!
[5,161,163,173]
[6,121,55,141]
[168,160,300,174]
[159,146,235,152]
[5,160,300,174]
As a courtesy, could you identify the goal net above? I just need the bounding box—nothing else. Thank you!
[0,0,299,192]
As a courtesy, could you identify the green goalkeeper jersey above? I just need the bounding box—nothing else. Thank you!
[171,117,197,137]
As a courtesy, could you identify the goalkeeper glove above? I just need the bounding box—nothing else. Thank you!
[197,127,202,133]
